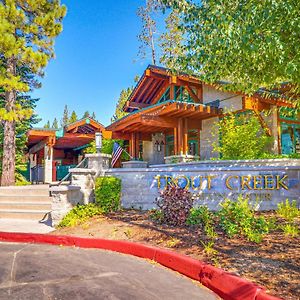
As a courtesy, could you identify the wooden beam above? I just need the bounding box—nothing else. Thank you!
[178,118,183,154]
[140,116,177,128]
[146,70,168,81]
[185,85,201,103]
[244,96,271,111]
[174,127,178,155]
[183,118,188,154]
[188,119,202,130]
[136,78,155,103]
[29,139,47,154]
[152,81,169,104]
[125,101,148,109]
[253,110,272,137]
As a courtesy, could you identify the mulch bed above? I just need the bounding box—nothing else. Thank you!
[53,210,300,300]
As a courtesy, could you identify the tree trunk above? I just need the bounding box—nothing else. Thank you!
[1,58,16,186]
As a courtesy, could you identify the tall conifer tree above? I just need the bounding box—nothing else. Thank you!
[0,0,66,185]
[52,118,59,129]
[61,105,69,127]
[69,110,78,123]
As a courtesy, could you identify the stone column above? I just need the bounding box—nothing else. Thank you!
[44,144,53,183]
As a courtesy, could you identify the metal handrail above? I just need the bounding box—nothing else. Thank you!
[57,157,88,185]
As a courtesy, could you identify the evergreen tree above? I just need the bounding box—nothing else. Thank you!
[52,118,59,129]
[61,105,69,127]
[44,121,50,129]
[111,87,133,122]
[0,1,66,186]
[91,112,96,120]
[0,94,41,183]
[83,111,90,118]
[69,111,78,123]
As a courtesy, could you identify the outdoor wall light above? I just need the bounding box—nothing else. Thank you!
[155,140,165,152]
[95,132,102,153]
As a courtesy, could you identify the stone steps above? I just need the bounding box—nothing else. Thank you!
[0,209,50,220]
[0,185,51,221]
[0,195,51,203]
[0,202,51,210]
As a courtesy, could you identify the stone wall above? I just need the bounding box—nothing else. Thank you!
[106,159,300,211]
[203,84,243,111]
[200,117,219,160]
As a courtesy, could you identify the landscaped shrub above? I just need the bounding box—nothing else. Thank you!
[155,185,193,226]
[95,176,121,213]
[218,196,270,243]
[277,199,299,222]
[58,203,103,228]
[277,199,299,237]
[212,112,273,160]
[186,206,214,226]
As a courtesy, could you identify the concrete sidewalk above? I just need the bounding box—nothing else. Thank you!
[0,242,218,300]
[0,219,54,233]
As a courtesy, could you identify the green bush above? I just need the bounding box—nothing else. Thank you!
[186,206,214,226]
[58,204,103,228]
[218,196,270,243]
[277,199,299,222]
[212,112,273,160]
[95,176,121,213]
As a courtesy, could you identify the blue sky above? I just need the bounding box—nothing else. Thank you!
[33,0,154,127]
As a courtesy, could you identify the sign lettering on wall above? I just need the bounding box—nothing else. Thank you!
[154,174,289,191]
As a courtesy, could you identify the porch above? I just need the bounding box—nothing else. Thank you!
[27,118,109,183]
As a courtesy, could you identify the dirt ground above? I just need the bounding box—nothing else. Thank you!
[53,210,300,300]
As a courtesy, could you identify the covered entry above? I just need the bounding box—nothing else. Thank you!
[27,118,110,183]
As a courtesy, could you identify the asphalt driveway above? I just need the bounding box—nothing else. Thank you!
[0,242,218,300]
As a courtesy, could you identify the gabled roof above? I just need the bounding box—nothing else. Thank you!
[124,65,202,113]
[65,117,105,134]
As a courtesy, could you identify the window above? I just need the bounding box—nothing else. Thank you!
[281,123,300,154]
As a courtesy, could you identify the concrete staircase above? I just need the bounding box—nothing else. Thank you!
[0,185,52,220]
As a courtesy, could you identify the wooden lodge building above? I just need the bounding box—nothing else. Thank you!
[107,65,300,165]
[26,118,109,183]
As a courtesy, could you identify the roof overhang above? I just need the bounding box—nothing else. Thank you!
[107,101,221,136]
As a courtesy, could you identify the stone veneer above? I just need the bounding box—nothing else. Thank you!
[106,159,300,211]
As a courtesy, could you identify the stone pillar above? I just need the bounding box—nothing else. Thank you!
[69,168,96,204]
[50,185,82,226]
[44,144,53,183]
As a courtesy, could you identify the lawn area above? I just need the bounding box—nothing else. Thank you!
[53,209,300,300]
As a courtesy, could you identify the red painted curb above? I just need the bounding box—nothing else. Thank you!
[0,232,281,300]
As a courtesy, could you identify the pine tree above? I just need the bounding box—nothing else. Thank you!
[69,111,78,123]
[83,111,90,118]
[0,1,66,186]
[111,87,133,122]
[61,105,69,127]
[44,121,50,129]
[91,112,96,120]
[0,94,41,184]
[52,118,59,129]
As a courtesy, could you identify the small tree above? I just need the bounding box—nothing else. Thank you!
[212,112,273,160]
[69,110,78,123]
[52,118,59,129]
[111,87,132,122]
[83,111,90,118]
[44,121,50,129]
[61,105,69,127]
